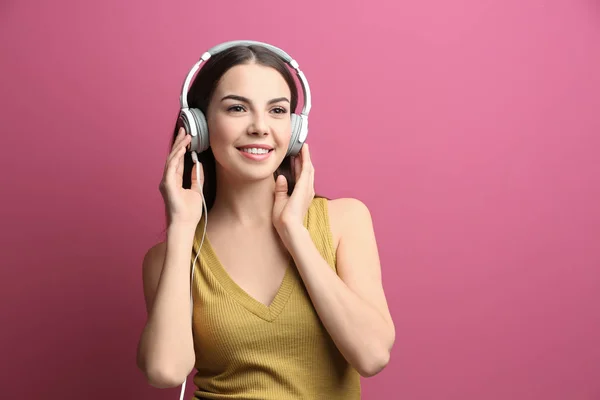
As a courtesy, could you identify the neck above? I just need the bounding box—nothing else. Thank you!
[210,168,276,227]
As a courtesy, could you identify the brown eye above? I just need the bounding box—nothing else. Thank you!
[228,105,245,112]
[272,107,287,114]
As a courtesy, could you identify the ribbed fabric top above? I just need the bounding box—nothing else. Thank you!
[190,197,361,399]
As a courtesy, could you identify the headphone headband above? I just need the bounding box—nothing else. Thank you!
[179,40,311,117]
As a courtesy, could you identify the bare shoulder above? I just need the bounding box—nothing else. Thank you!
[143,241,167,268]
[141,241,167,314]
[326,197,373,248]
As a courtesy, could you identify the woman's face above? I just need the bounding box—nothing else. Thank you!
[206,62,292,183]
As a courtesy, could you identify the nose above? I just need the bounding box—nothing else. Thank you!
[247,113,269,136]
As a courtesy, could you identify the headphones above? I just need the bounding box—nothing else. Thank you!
[178,40,313,158]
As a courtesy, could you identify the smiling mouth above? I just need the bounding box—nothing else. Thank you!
[236,147,273,155]
[236,146,274,161]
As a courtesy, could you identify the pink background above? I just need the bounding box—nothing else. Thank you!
[1,0,599,399]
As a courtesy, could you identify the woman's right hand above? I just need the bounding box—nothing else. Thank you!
[159,127,204,226]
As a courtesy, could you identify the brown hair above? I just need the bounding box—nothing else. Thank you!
[169,44,324,214]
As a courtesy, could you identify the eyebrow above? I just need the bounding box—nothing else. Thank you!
[220,94,290,105]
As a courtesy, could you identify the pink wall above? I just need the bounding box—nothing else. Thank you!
[1,0,599,398]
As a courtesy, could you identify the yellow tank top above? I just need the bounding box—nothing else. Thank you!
[190,197,361,399]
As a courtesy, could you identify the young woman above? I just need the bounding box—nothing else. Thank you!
[136,42,395,399]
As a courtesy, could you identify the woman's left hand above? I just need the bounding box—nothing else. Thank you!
[272,143,315,238]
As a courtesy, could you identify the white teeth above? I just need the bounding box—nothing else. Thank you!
[240,147,270,154]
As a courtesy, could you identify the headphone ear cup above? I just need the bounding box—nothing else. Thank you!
[178,109,196,143]
[189,108,210,153]
[287,113,303,157]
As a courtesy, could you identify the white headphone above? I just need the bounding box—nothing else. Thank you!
[178,40,312,400]
[178,40,313,158]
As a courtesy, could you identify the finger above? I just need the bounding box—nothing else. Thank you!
[294,155,302,181]
[191,160,204,191]
[168,128,189,159]
[176,142,186,176]
[302,144,314,197]
[172,126,187,149]
[274,174,288,195]
[166,135,191,166]
[172,131,191,156]
[302,143,312,170]
[166,145,187,182]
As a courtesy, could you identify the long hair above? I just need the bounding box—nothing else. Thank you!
[168,44,324,216]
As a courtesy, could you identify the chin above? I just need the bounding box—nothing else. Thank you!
[241,170,277,182]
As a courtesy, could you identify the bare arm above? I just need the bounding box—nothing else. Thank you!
[278,198,395,377]
[136,222,197,388]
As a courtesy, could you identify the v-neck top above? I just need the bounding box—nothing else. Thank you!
[189,197,361,400]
